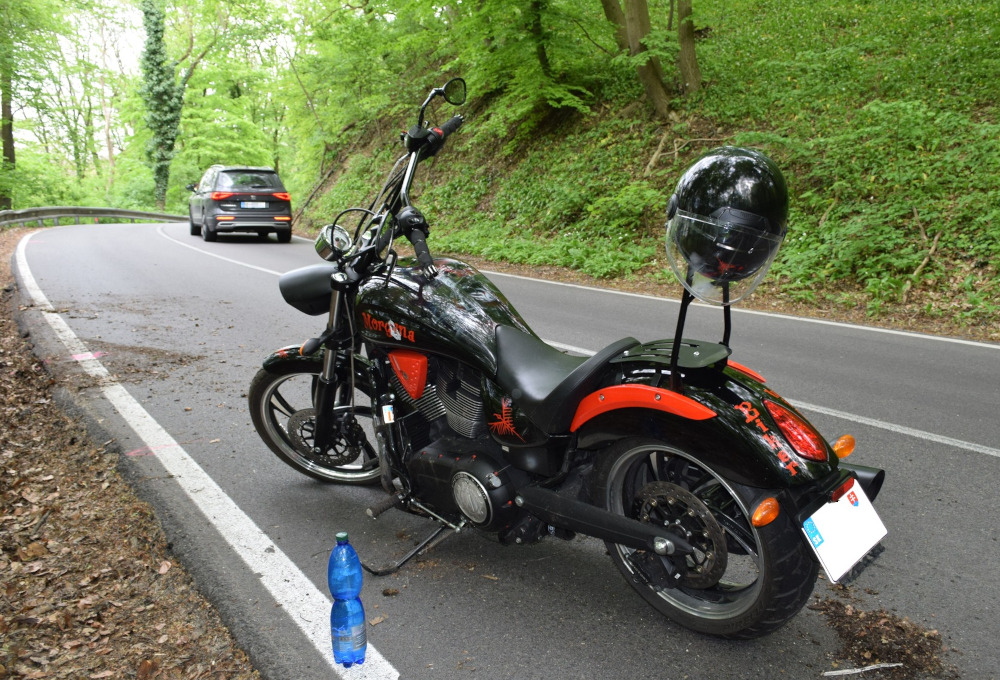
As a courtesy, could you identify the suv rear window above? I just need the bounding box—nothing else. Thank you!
[216,170,285,191]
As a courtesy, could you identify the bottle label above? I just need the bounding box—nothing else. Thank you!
[334,623,367,650]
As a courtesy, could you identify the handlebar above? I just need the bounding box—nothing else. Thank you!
[423,115,464,156]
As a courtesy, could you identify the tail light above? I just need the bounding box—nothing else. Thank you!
[764,399,827,462]
[210,191,234,200]
[272,192,291,201]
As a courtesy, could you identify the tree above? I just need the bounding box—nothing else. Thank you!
[676,0,701,95]
[139,0,184,209]
[139,0,225,209]
[0,0,61,209]
[599,0,703,117]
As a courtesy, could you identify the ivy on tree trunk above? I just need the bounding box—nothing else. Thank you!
[139,0,183,211]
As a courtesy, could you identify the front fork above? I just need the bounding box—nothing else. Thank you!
[312,282,352,455]
[309,282,408,487]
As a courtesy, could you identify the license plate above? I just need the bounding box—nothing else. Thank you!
[241,201,267,208]
[802,481,887,583]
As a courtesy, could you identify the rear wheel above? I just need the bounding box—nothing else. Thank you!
[593,437,818,639]
[276,228,292,243]
[201,222,217,242]
[188,210,201,236]
[248,359,380,484]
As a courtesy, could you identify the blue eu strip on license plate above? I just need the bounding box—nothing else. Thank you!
[801,482,887,583]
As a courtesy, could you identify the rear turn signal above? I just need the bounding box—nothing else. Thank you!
[764,399,827,462]
[832,434,856,459]
[216,216,235,221]
[274,216,291,221]
[751,497,780,527]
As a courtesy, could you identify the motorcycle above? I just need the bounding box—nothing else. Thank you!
[248,78,887,639]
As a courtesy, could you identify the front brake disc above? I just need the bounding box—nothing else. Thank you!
[287,407,358,467]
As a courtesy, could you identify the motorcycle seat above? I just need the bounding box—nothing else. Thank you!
[494,325,639,434]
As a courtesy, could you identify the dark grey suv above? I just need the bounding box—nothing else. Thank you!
[187,165,293,242]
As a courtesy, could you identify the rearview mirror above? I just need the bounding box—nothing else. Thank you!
[442,78,467,106]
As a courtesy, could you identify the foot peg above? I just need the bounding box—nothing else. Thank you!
[366,493,404,519]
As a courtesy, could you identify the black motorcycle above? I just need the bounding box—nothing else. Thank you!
[248,78,887,639]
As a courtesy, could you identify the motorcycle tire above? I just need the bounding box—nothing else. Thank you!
[592,436,818,639]
[248,359,381,485]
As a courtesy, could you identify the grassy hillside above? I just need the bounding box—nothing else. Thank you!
[295,0,999,337]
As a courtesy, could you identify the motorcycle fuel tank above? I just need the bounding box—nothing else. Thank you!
[356,257,534,376]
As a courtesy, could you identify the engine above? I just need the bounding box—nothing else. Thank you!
[387,355,525,531]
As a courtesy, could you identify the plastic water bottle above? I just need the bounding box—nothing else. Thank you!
[328,532,367,667]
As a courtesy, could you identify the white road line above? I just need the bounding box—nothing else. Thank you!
[547,341,999,459]
[484,269,1000,351]
[792,401,1000,459]
[15,231,399,680]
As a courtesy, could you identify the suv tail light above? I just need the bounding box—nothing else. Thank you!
[272,192,291,201]
[211,191,234,200]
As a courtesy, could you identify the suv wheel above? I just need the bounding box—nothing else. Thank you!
[276,228,292,244]
[202,223,218,242]
[189,210,201,236]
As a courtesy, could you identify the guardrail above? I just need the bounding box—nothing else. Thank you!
[0,206,186,228]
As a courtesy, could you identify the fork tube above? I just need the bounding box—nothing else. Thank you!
[312,288,345,453]
[321,289,344,382]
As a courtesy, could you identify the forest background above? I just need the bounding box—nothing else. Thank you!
[1,0,998,335]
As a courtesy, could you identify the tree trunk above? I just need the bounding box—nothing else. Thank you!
[1,56,13,210]
[527,0,552,78]
[600,0,672,119]
[676,0,702,94]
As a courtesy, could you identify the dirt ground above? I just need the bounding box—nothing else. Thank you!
[1,225,968,678]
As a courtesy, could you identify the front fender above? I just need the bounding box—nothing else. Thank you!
[261,345,374,380]
[262,344,324,370]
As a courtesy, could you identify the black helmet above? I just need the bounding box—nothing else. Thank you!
[665,146,789,305]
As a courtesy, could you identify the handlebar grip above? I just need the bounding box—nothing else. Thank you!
[439,115,464,139]
[409,228,437,277]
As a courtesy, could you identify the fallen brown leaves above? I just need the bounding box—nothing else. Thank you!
[810,587,959,679]
[1,227,260,680]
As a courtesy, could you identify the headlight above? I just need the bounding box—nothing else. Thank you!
[315,224,355,261]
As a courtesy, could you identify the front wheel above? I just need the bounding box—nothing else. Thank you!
[592,437,818,639]
[248,359,381,484]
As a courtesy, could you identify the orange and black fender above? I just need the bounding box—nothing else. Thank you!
[572,364,843,491]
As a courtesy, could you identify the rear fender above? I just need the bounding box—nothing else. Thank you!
[576,409,789,488]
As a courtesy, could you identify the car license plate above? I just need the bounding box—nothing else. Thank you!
[801,481,887,583]
[241,201,267,208]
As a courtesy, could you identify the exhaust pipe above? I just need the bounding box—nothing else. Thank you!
[840,462,885,502]
[514,486,693,556]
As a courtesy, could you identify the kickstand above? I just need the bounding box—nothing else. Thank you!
[361,523,458,576]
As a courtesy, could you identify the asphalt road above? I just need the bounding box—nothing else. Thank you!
[13,222,1000,680]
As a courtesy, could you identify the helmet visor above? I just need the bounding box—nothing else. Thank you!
[666,210,783,305]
